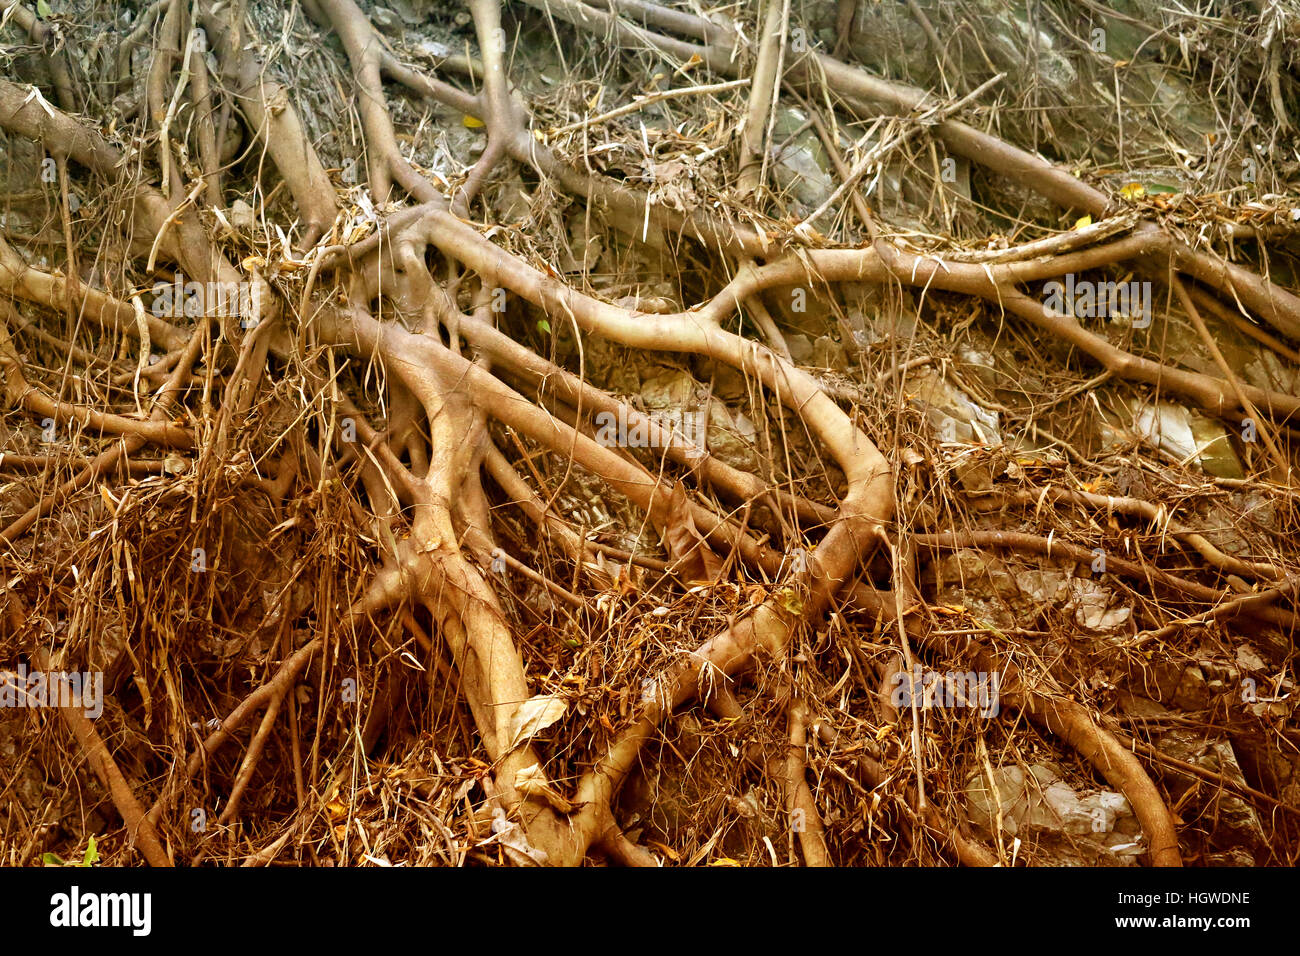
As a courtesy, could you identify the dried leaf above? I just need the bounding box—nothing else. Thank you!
[506,694,567,752]
[616,565,639,598]
[775,587,803,616]
[646,840,678,861]
[493,820,548,865]
[99,484,119,511]
[663,482,724,584]
[515,763,576,814]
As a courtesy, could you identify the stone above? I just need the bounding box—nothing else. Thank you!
[786,334,814,364]
[228,199,255,231]
[812,335,848,371]
[1157,730,1267,858]
[371,7,403,35]
[1066,578,1131,633]
[906,367,1000,445]
[767,108,835,216]
[965,762,1143,865]
[692,357,749,402]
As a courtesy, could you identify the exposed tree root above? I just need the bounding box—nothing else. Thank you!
[3,0,1298,868]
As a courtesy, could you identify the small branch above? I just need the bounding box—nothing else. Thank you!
[548,78,749,136]
[1170,274,1292,483]
[31,650,171,867]
[779,700,831,866]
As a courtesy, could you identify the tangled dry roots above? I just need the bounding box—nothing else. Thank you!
[1,0,1298,866]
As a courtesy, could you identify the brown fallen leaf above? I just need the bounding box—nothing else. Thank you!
[616,564,640,598]
[515,763,577,814]
[663,482,725,585]
[506,694,567,753]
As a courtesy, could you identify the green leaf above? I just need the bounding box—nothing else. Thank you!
[80,836,99,867]
[36,0,52,17]
[42,852,66,866]
[536,319,551,335]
